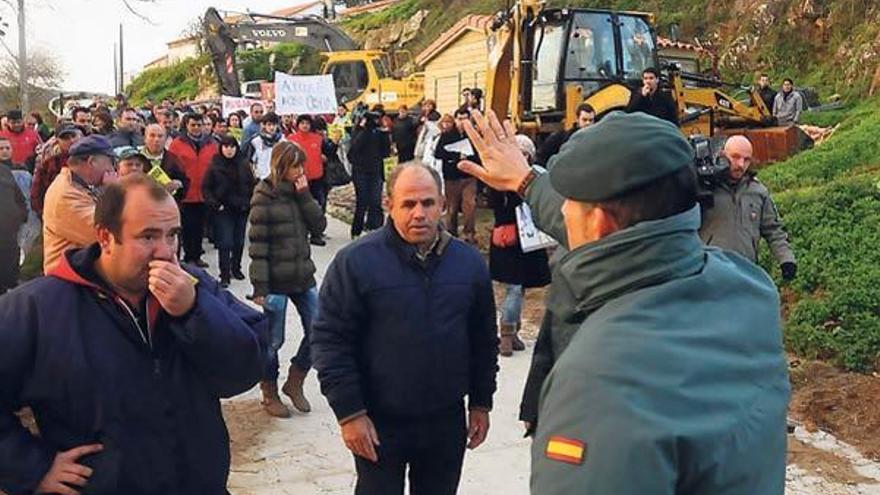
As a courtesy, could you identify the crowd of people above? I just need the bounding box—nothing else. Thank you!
[0,72,803,494]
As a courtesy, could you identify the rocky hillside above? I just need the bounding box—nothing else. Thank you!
[345,0,880,98]
[126,0,880,102]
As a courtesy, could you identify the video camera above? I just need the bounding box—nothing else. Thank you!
[689,135,730,209]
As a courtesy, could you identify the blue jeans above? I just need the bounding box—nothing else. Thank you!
[262,287,319,380]
[500,284,524,326]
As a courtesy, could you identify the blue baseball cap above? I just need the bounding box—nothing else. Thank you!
[68,134,115,158]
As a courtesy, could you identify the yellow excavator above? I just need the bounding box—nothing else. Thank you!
[203,7,423,111]
[485,0,797,157]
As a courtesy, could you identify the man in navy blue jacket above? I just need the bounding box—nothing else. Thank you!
[0,174,266,495]
[311,163,498,495]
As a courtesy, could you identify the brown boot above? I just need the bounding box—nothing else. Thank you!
[512,321,526,351]
[260,381,291,418]
[499,323,515,357]
[281,364,312,413]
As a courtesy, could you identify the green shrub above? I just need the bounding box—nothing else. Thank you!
[759,100,880,191]
[760,173,880,371]
[341,0,423,31]
[238,43,323,82]
[127,55,211,105]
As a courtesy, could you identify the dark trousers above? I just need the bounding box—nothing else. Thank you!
[444,178,477,238]
[309,179,327,212]
[354,407,467,495]
[180,203,208,262]
[351,172,384,237]
[213,209,247,278]
[397,143,416,162]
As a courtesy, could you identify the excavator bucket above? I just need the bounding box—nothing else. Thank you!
[718,126,814,166]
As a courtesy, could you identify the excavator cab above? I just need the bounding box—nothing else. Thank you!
[526,8,657,131]
[322,51,423,111]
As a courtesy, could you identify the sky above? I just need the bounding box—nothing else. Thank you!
[0,0,310,94]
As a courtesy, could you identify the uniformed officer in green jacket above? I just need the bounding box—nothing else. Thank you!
[699,134,797,280]
[459,110,790,494]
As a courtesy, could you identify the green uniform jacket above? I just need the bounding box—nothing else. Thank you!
[699,174,795,265]
[526,174,790,494]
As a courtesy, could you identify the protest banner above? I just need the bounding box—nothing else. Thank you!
[274,72,338,115]
[221,95,264,118]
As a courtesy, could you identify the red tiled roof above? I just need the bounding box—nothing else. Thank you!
[657,36,710,55]
[415,15,493,66]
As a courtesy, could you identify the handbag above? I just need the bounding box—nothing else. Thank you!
[325,156,351,187]
[491,224,518,248]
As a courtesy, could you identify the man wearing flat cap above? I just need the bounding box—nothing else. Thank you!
[459,110,789,494]
[42,134,118,271]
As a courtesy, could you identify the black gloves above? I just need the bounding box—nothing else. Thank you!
[781,262,797,281]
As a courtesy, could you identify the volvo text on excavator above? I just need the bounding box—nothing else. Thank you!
[203,7,423,111]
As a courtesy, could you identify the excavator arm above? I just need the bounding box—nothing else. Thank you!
[203,7,359,97]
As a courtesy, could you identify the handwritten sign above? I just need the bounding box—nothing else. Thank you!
[274,72,337,115]
[221,95,265,118]
[515,203,557,253]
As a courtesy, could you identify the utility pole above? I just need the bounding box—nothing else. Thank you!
[118,23,124,95]
[17,0,27,112]
[113,43,118,95]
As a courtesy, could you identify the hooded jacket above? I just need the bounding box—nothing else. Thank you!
[522,175,790,494]
[247,131,285,180]
[0,245,266,495]
[202,151,256,212]
[248,179,326,297]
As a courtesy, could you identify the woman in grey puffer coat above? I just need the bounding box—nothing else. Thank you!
[248,140,326,418]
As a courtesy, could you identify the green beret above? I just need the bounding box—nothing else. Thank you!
[548,111,693,202]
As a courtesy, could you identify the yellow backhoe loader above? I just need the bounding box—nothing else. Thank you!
[485,0,806,161]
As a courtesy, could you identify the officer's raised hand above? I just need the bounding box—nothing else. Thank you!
[458,110,531,192]
[341,414,381,462]
[148,258,196,317]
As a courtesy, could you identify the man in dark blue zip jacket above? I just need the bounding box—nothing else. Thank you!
[0,174,266,495]
[311,163,498,495]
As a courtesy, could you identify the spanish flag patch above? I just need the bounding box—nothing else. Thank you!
[546,436,586,465]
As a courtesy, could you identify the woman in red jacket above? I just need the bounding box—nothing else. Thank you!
[287,115,328,246]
